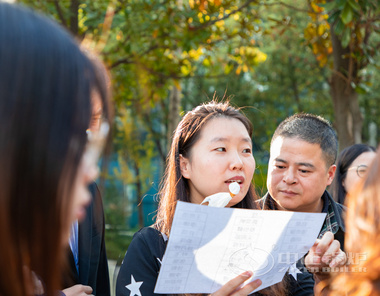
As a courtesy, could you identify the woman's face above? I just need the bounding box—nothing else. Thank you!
[180,117,256,207]
[70,94,103,225]
[343,151,376,195]
[70,156,97,223]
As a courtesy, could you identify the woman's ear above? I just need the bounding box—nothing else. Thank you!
[179,154,190,179]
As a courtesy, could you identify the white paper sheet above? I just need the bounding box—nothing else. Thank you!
[154,201,326,294]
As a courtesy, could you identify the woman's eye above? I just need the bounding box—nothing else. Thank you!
[215,147,226,152]
[243,148,252,153]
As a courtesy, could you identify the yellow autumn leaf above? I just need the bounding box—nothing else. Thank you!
[254,50,267,63]
[203,58,211,67]
[236,65,242,75]
[224,63,233,74]
[152,29,159,38]
[173,80,182,90]
[216,20,224,28]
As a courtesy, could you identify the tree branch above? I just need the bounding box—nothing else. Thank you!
[142,112,166,165]
[69,0,79,36]
[110,44,162,68]
[263,1,310,13]
[53,0,68,28]
[192,0,258,31]
[110,57,134,69]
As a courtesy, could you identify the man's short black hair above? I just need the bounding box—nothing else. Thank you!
[271,113,338,166]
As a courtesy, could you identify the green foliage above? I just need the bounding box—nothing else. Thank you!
[20,1,379,251]
[105,227,135,260]
[102,179,130,260]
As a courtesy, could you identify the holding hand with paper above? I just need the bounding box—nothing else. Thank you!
[115,101,291,296]
[200,182,240,208]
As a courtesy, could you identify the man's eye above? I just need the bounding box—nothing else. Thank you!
[299,169,310,174]
[275,165,286,169]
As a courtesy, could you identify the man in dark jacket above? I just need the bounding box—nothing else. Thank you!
[259,113,346,295]
[62,89,110,296]
[62,182,110,296]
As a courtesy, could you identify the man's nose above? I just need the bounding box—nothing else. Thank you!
[283,169,297,184]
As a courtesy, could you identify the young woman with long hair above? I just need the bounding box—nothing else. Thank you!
[116,100,290,296]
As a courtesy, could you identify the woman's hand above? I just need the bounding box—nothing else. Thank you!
[211,271,262,296]
[62,284,93,296]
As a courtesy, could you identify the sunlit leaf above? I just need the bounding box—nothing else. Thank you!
[341,3,353,24]
[334,19,345,35]
[347,0,360,11]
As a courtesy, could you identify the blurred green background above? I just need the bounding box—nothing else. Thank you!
[19,0,380,263]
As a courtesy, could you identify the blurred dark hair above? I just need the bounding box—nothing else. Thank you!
[330,144,376,204]
[0,3,108,296]
[271,113,338,167]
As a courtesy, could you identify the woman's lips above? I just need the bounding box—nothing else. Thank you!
[225,176,244,186]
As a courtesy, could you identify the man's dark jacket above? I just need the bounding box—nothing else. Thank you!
[257,190,346,296]
[63,183,110,296]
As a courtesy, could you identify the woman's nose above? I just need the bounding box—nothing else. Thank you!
[229,152,243,170]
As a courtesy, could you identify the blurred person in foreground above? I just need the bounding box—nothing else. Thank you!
[62,54,111,296]
[0,2,110,296]
[330,144,376,205]
[317,146,380,295]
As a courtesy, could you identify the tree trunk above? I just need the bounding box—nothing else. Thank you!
[133,162,144,228]
[329,26,363,151]
[69,0,79,36]
[288,56,302,112]
[167,85,181,151]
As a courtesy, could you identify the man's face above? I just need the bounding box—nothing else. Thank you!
[266,136,336,213]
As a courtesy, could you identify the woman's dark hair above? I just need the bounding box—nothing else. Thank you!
[331,144,376,204]
[0,3,108,296]
[156,100,257,235]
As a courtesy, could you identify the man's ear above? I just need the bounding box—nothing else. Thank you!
[179,154,190,179]
[326,164,336,186]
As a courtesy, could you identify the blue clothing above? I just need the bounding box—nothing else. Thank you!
[69,220,79,273]
[63,183,110,296]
